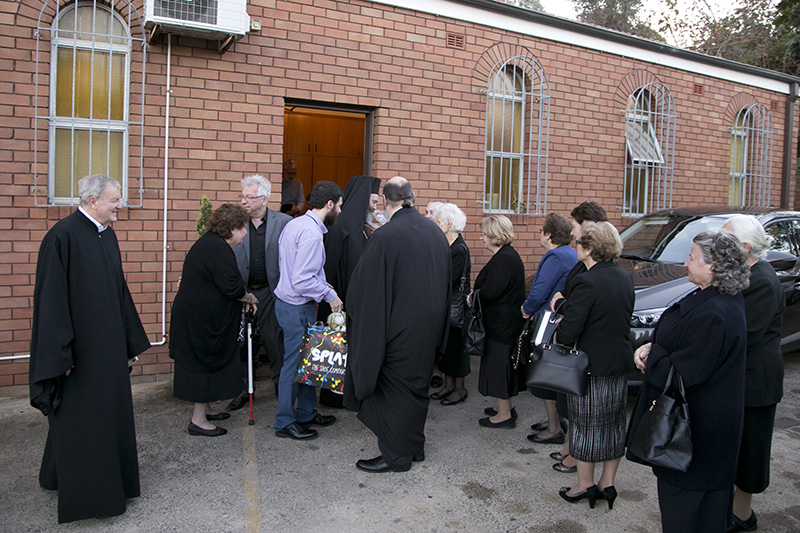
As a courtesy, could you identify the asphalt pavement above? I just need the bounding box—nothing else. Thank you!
[1,352,799,532]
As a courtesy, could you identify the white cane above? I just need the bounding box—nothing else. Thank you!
[247,317,255,425]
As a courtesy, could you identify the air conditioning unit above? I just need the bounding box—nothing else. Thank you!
[144,0,251,41]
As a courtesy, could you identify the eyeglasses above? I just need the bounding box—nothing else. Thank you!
[574,239,584,247]
[239,194,265,201]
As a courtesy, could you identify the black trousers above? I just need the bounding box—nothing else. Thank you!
[241,286,284,386]
[657,477,733,533]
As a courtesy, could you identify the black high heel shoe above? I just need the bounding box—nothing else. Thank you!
[558,485,598,508]
[598,486,617,510]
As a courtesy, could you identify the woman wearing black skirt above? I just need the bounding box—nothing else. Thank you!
[555,221,634,509]
[429,202,471,405]
[170,204,257,437]
[468,215,525,428]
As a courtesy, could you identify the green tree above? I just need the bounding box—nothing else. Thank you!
[659,0,799,76]
[504,0,545,10]
[196,195,213,237]
[572,0,663,39]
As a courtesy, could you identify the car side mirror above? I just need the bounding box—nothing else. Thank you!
[765,249,798,272]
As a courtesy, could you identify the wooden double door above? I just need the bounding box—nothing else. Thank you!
[283,108,367,196]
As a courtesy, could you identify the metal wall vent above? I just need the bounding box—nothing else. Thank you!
[446,33,465,50]
[693,83,704,96]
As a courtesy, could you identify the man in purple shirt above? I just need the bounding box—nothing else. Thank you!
[273,181,344,440]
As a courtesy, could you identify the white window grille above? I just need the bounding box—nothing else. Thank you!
[483,55,549,215]
[34,1,146,206]
[623,82,675,217]
[729,104,773,208]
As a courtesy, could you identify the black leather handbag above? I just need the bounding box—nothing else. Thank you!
[462,289,485,357]
[512,317,532,370]
[449,243,469,328]
[526,339,590,396]
[628,365,693,472]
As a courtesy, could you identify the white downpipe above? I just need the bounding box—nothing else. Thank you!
[150,34,172,347]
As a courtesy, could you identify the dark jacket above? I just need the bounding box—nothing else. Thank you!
[555,261,634,376]
[473,244,525,345]
[627,286,746,491]
[743,260,785,407]
[233,208,291,290]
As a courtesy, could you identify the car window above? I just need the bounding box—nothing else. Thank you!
[765,221,795,255]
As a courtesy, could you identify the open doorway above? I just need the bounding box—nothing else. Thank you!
[282,103,372,206]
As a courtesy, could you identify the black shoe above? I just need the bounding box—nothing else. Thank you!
[727,511,758,532]
[430,388,453,400]
[188,422,227,437]
[598,486,617,510]
[550,451,569,462]
[227,391,249,411]
[206,412,230,421]
[531,419,568,433]
[441,389,468,406]
[356,455,411,473]
[559,485,599,508]
[553,461,577,473]
[527,430,566,444]
[430,375,444,388]
[478,416,516,429]
[484,406,518,419]
[275,422,318,440]
[298,413,337,428]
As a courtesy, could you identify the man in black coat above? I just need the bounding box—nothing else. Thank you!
[230,174,292,408]
[343,176,451,472]
[29,174,150,523]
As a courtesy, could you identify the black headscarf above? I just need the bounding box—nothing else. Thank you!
[324,176,381,304]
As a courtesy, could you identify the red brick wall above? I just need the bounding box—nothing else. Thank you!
[1,0,798,391]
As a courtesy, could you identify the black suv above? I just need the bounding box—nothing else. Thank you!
[619,206,800,357]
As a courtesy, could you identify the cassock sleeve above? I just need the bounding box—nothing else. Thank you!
[122,281,151,360]
[29,231,75,415]
[343,237,388,403]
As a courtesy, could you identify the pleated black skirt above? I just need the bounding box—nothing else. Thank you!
[567,374,627,463]
[478,338,519,399]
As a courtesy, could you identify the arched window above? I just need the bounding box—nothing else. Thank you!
[35,1,145,205]
[729,104,773,207]
[483,55,549,214]
[623,81,675,216]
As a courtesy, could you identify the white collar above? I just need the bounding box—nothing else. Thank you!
[78,206,108,233]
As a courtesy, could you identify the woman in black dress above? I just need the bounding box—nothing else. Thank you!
[722,215,785,532]
[469,215,525,428]
[170,204,257,437]
[429,202,471,405]
[628,230,749,531]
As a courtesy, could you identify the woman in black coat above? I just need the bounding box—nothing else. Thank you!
[555,221,634,510]
[429,202,471,405]
[468,215,525,429]
[170,204,258,437]
[628,230,749,532]
[722,215,785,531]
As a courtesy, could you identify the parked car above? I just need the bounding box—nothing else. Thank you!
[619,206,800,368]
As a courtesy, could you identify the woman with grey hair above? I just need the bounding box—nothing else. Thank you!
[430,203,471,405]
[628,230,749,531]
[721,216,785,532]
[553,221,634,509]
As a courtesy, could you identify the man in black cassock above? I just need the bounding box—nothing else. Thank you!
[343,176,451,472]
[29,174,150,524]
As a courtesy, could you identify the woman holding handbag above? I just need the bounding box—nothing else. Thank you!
[468,215,525,428]
[429,203,471,405]
[554,221,634,509]
[521,213,577,444]
[627,230,749,532]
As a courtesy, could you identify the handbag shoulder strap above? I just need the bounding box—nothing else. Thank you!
[456,242,469,293]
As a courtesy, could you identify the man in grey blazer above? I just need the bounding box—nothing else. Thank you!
[229,174,292,410]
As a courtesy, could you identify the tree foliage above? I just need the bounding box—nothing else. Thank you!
[196,195,212,237]
[658,0,800,76]
[572,0,663,40]
[503,0,545,12]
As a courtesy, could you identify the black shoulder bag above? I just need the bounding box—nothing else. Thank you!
[449,243,469,328]
[462,289,485,357]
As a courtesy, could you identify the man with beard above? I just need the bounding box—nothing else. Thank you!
[318,176,382,408]
[273,181,344,440]
[229,174,291,409]
[344,176,451,472]
[29,174,150,523]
